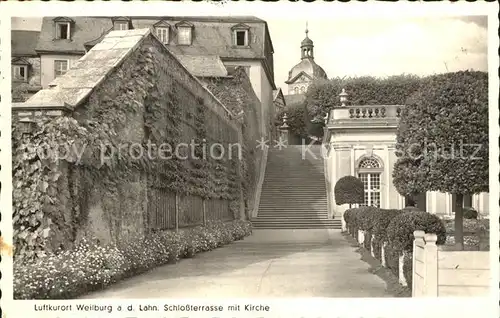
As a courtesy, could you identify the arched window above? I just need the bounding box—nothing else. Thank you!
[357,156,383,207]
[294,87,299,94]
[300,86,306,93]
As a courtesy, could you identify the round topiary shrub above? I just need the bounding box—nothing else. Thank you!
[334,176,364,206]
[386,211,446,252]
[463,207,478,219]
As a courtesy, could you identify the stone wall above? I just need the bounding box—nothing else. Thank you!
[69,35,243,243]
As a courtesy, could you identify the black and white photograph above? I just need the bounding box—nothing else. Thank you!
[0,1,498,317]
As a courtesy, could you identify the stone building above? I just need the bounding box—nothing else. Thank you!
[11,30,42,101]
[324,91,489,222]
[33,16,276,138]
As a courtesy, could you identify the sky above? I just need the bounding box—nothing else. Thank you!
[12,16,488,95]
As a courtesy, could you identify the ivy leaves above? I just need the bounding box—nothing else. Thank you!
[12,115,118,260]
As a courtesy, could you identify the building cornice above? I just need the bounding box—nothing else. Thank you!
[35,49,86,56]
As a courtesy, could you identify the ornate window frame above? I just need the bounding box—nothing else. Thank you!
[53,17,75,40]
[231,23,251,47]
[356,155,384,207]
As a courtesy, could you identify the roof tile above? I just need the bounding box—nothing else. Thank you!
[176,55,228,78]
[11,30,40,56]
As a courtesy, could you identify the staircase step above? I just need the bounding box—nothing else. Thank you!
[255,146,335,229]
[254,217,329,220]
[258,206,328,209]
[252,225,341,229]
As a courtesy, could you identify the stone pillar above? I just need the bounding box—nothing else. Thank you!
[381,242,387,267]
[423,233,438,297]
[279,113,289,144]
[398,252,407,286]
[413,230,425,296]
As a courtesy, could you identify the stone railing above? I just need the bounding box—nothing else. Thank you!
[328,105,403,122]
[412,230,489,297]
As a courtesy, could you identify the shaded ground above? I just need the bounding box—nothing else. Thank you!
[80,230,391,298]
[342,233,411,297]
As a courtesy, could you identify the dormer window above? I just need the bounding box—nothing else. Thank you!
[236,31,248,46]
[115,22,128,31]
[12,65,28,82]
[112,17,131,31]
[154,20,170,44]
[176,21,194,45]
[53,17,74,40]
[156,27,169,44]
[231,23,251,47]
[56,23,70,39]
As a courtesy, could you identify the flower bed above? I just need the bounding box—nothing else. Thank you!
[14,220,252,300]
[442,218,489,250]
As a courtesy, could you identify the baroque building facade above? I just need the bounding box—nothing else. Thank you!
[323,92,489,223]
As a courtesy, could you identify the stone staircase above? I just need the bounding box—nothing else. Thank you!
[252,145,341,229]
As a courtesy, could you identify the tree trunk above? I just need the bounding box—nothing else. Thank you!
[454,193,464,251]
[349,203,352,209]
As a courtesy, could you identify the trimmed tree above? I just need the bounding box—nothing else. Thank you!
[334,176,365,208]
[393,71,488,250]
[275,104,308,142]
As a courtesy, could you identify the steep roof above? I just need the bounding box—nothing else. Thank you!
[25,29,151,107]
[131,17,268,59]
[35,16,272,58]
[11,30,40,56]
[273,88,286,104]
[176,55,228,78]
[36,17,114,54]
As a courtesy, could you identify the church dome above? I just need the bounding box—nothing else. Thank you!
[286,58,328,83]
[301,36,313,47]
[285,25,328,84]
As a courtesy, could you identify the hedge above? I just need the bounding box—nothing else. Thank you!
[14,220,252,299]
[386,211,446,252]
[344,207,446,288]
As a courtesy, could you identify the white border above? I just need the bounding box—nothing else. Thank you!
[1,2,498,318]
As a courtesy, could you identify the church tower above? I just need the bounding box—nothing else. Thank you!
[285,24,328,95]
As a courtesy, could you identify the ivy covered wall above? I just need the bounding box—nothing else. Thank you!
[203,67,263,218]
[12,34,246,261]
